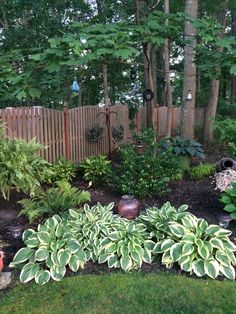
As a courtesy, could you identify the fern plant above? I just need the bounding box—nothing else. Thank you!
[18,181,90,223]
[188,163,216,180]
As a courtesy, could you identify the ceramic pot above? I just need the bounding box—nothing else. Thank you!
[118,195,140,219]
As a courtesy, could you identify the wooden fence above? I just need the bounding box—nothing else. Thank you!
[0,105,205,163]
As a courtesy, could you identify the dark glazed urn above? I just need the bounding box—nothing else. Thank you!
[118,195,140,219]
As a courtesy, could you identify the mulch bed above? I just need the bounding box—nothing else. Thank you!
[1,152,236,278]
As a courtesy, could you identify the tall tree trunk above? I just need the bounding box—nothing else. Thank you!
[151,47,158,106]
[203,6,228,144]
[180,0,198,139]
[164,0,173,137]
[231,9,236,103]
[103,63,109,107]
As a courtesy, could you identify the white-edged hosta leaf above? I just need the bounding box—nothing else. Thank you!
[35,247,49,261]
[108,232,120,241]
[66,240,81,253]
[69,208,81,220]
[68,254,80,272]
[35,270,51,285]
[120,256,132,271]
[131,251,142,267]
[51,251,60,267]
[108,255,118,268]
[180,259,192,272]
[209,238,224,250]
[50,266,66,281]
[160,239,175,252]
[220,265,235,280]
[11,247,34,265]
[181,243,194,256]
[197,245,209,260]
[182,234,195,244]
[204,260,220,279]
[37,231,50,245]
[169,224,186,238]
[20,262,39,283]
[22,229,36,242]
[75,248,87,263]
[170,243,182,262]
[177,204,188,213]
[205,225,222,236]
[58,249,71,267]
[192,259,205,277]
[198,219,208,233]
[215,250,231,267]
[142,248,152,263]
[144,240,155,251]
[98,253,109,264]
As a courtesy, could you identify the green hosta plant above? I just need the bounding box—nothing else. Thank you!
[68,203,120,262]
[18,181,90,223]
[188,163,216,180]
[140,202,236,280]
[47,158,76,182]
[99,220,154,271]
[9,214,87,284]
[79,155,111,186]
[220,182,236,219]
[0,137,53,199]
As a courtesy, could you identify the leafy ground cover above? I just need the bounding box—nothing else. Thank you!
[1,273,236,314]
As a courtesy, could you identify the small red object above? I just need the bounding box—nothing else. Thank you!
[0,251,5,272]
[118,195,140,219]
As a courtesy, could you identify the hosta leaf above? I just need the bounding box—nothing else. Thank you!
[22,229,36,242]
[215,229,232,237]
[37,231,50,245]
[98,253,109,264]
[209,238,224,250]
[224,204,236,213]
[160,239,175,252]
[177,204,188,213]
[120,245,129,257]
[180,258,192,272]
[69,254,80,272]
[198,219,208,233]
[11,247,34,265]
[35,270,51,285]
[226,250,236,266]
[143,248,152,263]
[204,260,220,279]
[215,250,231,267]
[192,259,205,277]
[169,224,186,238]
[144,240,155,251]
[50,266,66,281]
[105,242,116,254]
[20,262,39,283]
[131,251,142,267]
[51,251,60,267]
[181,243,194,256]
[25,235,40,248]
[35,247,49,261]
[220,265,235,280]
[197,245,209,260]
[170,243,182,262]
[181,216,195,229]
[120,256,132,271]
[58,249,72,267]
[182,234,195,244]
[55,223,64,238]
[153,242,162,254]
[221,195,232,204]
[46,255,53,268]
[69,208,81,219]
[108,255,118,268]
[205,225,221,236]
[162,250,172,265]
[109,232,120,241]
[66,240,81,253]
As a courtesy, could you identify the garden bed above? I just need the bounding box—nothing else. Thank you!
[1,171,236,274]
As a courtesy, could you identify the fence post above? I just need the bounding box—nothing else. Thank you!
[63,101,70,160]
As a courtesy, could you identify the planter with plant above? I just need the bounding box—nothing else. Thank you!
[87,125,104,143]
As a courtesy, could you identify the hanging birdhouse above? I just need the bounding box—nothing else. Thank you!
[143,88,154,101]
[130,67,137,80]
[71,80,80,93]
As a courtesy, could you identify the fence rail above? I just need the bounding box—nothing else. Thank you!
[0,105,205,163]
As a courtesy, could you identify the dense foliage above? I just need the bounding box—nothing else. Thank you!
[220,182,236,219]
[79,155,111,186]
[47,158,76,183]
[109,131,183,198]
[10,202,236,284]
[0,136,52,199]
[18,181,90,223]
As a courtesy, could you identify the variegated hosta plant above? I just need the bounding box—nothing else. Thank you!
[9,214,87,285]
[98,220,154,271]
[140,202,236,280]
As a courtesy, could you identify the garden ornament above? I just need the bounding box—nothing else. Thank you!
[71,79,80,93]
[217,157,236,172]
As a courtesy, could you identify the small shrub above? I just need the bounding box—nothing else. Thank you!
[108,141,183,199]
[47,158,76,182]
[220,182,236,220]
[0,137,52,199]
[79,155,111,186]
[18,181,90,223]
[188,163,216,180]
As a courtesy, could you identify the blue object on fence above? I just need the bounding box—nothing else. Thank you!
[71,80,80,93]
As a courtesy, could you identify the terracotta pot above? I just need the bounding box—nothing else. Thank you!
[118,195,140,219]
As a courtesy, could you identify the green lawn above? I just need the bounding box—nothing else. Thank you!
[1,272,236,314]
